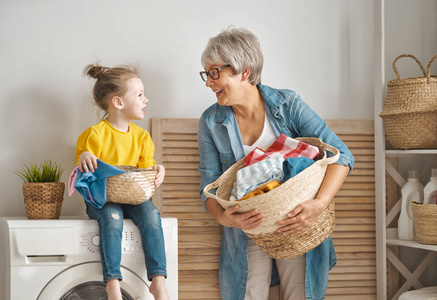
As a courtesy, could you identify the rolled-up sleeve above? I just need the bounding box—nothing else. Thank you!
[289,95,354,173]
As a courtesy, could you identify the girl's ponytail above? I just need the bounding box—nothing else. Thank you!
[83,64,106,79]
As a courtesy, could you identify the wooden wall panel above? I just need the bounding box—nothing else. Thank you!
[324,120,376,300]
[151,118,375,300]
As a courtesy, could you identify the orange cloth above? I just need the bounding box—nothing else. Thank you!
[238,180,282,201]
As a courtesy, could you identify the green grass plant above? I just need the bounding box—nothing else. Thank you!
[16,160,64,183]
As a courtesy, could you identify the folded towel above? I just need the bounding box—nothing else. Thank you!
[236,153,284,199]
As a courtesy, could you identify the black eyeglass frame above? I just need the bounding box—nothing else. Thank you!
[199,65,231,82]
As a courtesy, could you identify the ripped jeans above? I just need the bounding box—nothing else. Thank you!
[85,200,167,282]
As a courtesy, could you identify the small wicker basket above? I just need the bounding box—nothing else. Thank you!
[106,166,157,205]
[23,182,65,219]
[379,54,437,149]
[412,202,437,245]
[204,137,339,259]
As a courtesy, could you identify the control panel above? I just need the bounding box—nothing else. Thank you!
[122,229,142,252]
[79,227,143,254]
[79,230,100,254]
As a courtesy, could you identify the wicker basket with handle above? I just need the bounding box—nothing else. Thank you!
[203,137,339,259]
[379,54,437,149]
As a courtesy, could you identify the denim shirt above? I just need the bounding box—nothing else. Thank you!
[198,84,354,300]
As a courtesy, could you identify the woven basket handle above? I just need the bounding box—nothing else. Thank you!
[321,142,340,165]
[426,54,437,83]
[203,175,225,201]
[392,54,426,80]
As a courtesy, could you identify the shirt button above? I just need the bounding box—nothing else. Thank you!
[224,160,227,163]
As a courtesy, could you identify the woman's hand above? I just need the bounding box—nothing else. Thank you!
[276,164,349,235]
[275,198,326,235]
[152,164,165,187]
[78,151,98,173]
[218,205,264,230]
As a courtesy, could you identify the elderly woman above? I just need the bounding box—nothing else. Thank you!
[197,27,354,300]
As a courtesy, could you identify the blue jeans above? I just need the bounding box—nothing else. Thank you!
[85,200,167,282]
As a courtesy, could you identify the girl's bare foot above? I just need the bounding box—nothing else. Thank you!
[106,279,123,300]
[149,275,170,300]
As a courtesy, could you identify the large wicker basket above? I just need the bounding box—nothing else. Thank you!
[412,202,437,245]
[106,166,157,205]
[23,182,65,219]
[204,137,339,259]
[379,54,437,149]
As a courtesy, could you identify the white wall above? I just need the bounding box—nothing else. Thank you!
[0,0,433,218]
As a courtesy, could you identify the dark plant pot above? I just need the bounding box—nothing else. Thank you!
[22,182,65,219]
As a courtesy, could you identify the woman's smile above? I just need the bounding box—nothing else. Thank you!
[214,89,223,98]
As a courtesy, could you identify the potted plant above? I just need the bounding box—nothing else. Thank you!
[16,160,65,219]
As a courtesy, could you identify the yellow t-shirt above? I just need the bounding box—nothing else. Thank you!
[75,119,156,169]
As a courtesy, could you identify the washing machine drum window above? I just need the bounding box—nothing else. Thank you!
[37,262,153,300]
[60,281,133,300]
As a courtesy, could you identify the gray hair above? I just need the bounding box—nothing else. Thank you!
[201,27,263,85]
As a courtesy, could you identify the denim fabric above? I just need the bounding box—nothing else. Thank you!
[85,200,167,282]
[198,84,355,300]
[305,237,337,300]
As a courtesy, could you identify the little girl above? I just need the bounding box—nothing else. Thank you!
[75,63,170,300]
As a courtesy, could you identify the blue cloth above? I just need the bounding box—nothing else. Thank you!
[74,159,126,209]
[198,84,354,300]
[282,157,315,182]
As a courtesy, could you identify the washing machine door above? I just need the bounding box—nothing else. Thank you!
[37,262,153,300]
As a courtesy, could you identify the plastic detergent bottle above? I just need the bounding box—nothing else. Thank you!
[423,169,437,205]
[398,170,423,240]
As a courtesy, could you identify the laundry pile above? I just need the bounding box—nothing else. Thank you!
[230,134,320,201]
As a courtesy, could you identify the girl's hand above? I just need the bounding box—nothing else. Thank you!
[78,151,98,173]
[219,205,264,230]
[153,164,165,187]
[275,198,326,235]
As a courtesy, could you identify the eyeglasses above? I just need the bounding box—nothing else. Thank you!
[199,65,231,82]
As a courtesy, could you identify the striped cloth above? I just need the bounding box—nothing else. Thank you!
[236,153,285,199]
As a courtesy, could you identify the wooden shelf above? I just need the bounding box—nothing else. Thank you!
[386,150,437,157]
[386,228,437,251]
[386,239,437,252]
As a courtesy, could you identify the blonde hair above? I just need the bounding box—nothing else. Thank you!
[201,27,264,85]
[83,63,139,118]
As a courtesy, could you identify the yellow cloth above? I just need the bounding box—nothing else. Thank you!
[238,180,282,201]
[75,119,156,169]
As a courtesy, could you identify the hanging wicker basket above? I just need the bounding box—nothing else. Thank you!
[22,182,65,219]
[412,202,437,245]
[106,166,157,205]
[204,137,339,259]
[379,54,437,149]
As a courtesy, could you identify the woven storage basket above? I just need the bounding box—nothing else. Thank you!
[22,182,65,219]
[412,202,437,245]
[106,166,157,205]
[204,137,339,259]
[379,54,437,149]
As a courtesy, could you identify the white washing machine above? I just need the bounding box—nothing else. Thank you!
[0,217,178,300]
